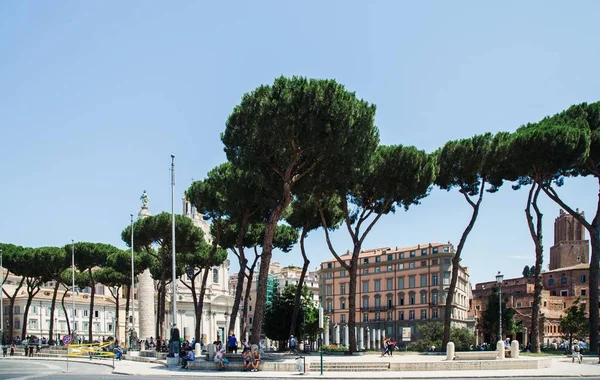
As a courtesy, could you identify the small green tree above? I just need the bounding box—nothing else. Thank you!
[560,298,588,353]
[263,284,316,346]
[478,287,516,343]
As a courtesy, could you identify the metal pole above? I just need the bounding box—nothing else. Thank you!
[171,155,177,327]
[498,283,502,341]
[72,240,75,337]
[130,213,135,349]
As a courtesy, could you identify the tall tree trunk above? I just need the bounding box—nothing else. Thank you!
[48,281,60,341]
[155,282,161,339]
[229,259,247,336]
[228,215,250,336]
[196,267,211,343]
[21,279,41,339]
[525,183,543,353]
[88,275,96,342]
[61,285,71,336]
[289,226,310,338]
[250,199,289,344]
[4,277,24,340]
[241,256,258,341]
[180,273,201,342]
[442,185,485,349]
[541,179,600,352]
[108,286,121,342]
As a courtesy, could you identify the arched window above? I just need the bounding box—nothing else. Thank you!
[398,292,405,306]
[548,279,554,286]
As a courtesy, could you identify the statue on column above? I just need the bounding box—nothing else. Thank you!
[140,190,149,207]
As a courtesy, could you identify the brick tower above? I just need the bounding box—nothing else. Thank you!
[549,209,589,270]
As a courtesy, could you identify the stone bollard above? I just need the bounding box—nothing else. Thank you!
[194,343,201,357]
[446,342,455,361]
[207,343,215,360]
[510,340,519,359]
[496,340,505,360]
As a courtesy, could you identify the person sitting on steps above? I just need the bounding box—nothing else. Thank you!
[250,347,261,372]
[242,346,252,371]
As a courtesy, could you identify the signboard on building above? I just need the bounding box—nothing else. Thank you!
[401,327,411,342]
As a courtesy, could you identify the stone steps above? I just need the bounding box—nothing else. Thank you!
[308,362,390,372]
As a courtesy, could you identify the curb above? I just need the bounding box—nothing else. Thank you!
[3,356,116,370]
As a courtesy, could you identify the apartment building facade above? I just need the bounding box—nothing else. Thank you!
[318,242,472,345]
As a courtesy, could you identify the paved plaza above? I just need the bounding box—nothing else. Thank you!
[2,353,599,379]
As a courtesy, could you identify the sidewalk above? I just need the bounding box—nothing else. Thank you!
[111,353,600,378]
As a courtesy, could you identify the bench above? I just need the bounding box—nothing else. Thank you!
[453,351,499,360]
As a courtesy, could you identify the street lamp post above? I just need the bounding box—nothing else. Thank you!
[169,154,180,358]
[496,271,504,342]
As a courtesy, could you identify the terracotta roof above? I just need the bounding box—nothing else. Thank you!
[321,242,449,263]
[545,263,589,273]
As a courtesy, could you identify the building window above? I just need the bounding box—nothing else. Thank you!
[362,297,369,310]
[433,247,438,254]
[581,289,587,296]
[387,295,393,308]
[420,275,427,287]
[362,281,369,293]
[409,293,415,305]
[432,309,439,319]
[409,310,415,320]
[326,299,333,312]
[421,260,427,267]
[561,276,567,285]
[327,263,332,269]
[326,284,332,296]
[444,258,451,264]
[399,311,404,320]
[363,258,369,264]
[84,310,88,317]
[387,279,393,290]
[249,306,252,311]
[432,274,438,286]
[443,246,450,252]
[340,271,346,277]
[14,320,20,329]
[387,312,393,321]
[400,253,405,259]
[374,312,380,321]
[375,256,381,263]
[409,276,415,288]
[398,293,405,306]
[581,275,586,283]
[421,310,427,320]
[327,272,333,278]
[432,259,438,265]
[375,267,381,273]
[432,292,438,305]
[363,313,368,322]
[410,251,415,257]
[421,249,427,256]
[387,265,393,272]
[397,263,404,270]
[420,292,427,304]
[560,290,568,296]
[548,279,554,286]
[387,254,393,261]
[398,277,405,289]
[29,319,38,329]
[341,299,346,309]
[375,296,381,308]
[341,314,346,323]
[409,262,416,269]
[14,306,20,314]
[213,269,219,283]
[374,280,381,291]
[516,302,522,308]
[249,317,253,324]
[340,284,346,295]
[363,268,369,275]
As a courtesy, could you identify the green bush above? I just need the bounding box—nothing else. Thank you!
[321,344,348,352]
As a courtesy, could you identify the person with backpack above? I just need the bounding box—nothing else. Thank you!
[572,340,582,364]
[289,335,297,354]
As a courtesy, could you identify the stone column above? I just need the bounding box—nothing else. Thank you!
[334,325,340,344]
[358,327,364,350]
[522,327,528,349]
[137,205,155,342]
[496,340,505,359]
[374,329,380,349]
[511,340,520,359]
[366,327,371,350]
[446,342,455,361]
[324,319,330,346]
[344,325,349,348]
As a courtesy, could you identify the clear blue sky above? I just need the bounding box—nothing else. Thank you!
[1,1,598,286]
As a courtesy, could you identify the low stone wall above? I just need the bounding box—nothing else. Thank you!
[389,358,551,371]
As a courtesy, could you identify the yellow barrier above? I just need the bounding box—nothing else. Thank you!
[67,341,115,358]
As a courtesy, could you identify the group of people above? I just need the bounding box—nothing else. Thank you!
[380,337,397,357]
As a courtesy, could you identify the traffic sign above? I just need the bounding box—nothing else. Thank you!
[62,335,73,345]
